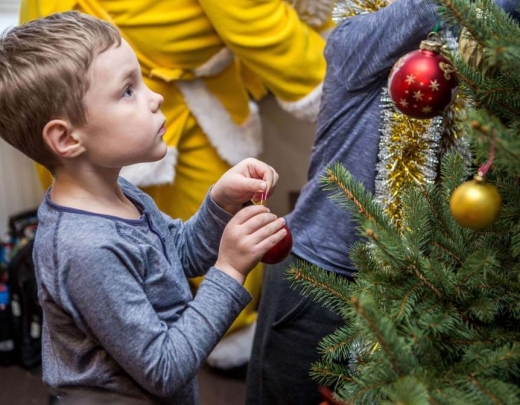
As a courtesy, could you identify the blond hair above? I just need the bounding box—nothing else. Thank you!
[0,11,121,171]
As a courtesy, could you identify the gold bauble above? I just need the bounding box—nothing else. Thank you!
[450,175,502,230]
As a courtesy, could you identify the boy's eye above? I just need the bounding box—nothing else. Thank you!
[122,86,135,98]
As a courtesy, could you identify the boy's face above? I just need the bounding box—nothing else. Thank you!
[74,39,167,169]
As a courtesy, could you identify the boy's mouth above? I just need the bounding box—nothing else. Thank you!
[158,122,166,136]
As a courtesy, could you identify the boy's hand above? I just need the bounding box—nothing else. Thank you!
[211,158,278,215]
[215,204,287,284]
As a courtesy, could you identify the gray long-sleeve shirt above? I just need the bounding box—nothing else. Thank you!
[33,178,251,404]
[287,0,439,277]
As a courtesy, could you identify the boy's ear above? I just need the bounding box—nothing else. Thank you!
[43,119,86,159]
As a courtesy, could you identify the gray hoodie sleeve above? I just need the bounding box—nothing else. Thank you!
[159,189,234,278]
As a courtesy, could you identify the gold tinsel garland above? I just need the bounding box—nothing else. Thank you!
[375,90,444,223]
[332,0,387,20]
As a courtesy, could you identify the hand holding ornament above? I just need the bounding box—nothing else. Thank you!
[251,190,293,265]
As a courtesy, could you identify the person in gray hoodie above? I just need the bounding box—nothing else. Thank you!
[246,0,440,403]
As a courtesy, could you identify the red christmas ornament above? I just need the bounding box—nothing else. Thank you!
[388,37,458,119]
[261,224,293,264]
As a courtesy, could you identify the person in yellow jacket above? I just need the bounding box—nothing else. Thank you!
[20,0,335,369]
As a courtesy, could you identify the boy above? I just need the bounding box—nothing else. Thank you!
[0,11,286,404]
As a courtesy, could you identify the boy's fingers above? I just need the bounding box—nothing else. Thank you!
[260,165,278,194]
[239,177,267,193]
[245,159,277,185]
[233,204,270,224]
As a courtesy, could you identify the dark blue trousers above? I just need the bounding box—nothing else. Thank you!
[246,254,349,405]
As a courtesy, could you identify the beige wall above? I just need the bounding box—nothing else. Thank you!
[258,96,316,217]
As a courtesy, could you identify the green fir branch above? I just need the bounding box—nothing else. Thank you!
[454,66,520,126]
[467,376,519,405]
[455,248,501,296]
[379,376,432,405]
[438,0,520,47]
[321,162,395,234]
[285,259,354,318]
[317,325,362,363]
[440,152,471,198]
[310,361,354,390]
[399,186,435,253]
[468,344,520,380]
[350,295,417,377]
[512,223,520,259]
[336,371,395,405]
[465,111,520,173]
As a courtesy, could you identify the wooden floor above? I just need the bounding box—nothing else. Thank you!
[0,363,247,405]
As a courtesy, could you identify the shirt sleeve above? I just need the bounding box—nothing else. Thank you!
[161,190,233,279]
[197,0,327,102]
[325,0,439,91]
[61,242,251,397]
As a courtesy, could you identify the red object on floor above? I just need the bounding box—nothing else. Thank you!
[318,386,343,405]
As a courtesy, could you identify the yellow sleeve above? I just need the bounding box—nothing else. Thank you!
[19,0,40,22]
[198,0,327,103]
[20,0,78,22]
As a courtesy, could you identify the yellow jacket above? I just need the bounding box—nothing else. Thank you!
[21,0,333,187]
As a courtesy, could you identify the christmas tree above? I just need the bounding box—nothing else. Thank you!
[287,0,520,403]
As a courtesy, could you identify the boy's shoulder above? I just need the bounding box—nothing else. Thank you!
[34,200,143,273]
[35,179,147,249]
[36,202,124,251]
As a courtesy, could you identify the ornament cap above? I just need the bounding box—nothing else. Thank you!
[419,39,442,53]
[474,173,485,183]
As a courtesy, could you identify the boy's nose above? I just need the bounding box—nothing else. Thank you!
[151,91,164,112]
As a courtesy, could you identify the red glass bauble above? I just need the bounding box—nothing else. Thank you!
[388,39,458,119]
[261,224,293,264]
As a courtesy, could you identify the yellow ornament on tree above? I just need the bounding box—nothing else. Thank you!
[450,173,502,230]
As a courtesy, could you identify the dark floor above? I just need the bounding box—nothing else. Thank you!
[0,363,246,405]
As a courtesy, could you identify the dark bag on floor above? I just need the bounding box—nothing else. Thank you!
[9,238,42,369]
[0,263,14,365]
[1,210,41,369]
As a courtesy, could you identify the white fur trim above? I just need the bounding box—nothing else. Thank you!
[276,82,323,123]
[120,147,178,187]
[206,321,256,369]
[176,79,263,165]
[193,48,234,78]
[287,0,335,27]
